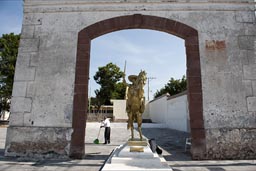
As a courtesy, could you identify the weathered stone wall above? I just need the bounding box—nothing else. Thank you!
[5,127,72,158]
[5,0,256,159]
[199,3,256,159]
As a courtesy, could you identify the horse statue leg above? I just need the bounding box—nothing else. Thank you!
[127,112,134,140]
[131,122,134,140]
[137,112,143,140]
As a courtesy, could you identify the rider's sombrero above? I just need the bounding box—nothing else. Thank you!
[128,75,137,82]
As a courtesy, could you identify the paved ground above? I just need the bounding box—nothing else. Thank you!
[0,123,255,171]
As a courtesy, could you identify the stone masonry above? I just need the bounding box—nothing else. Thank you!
[5,0,256,159]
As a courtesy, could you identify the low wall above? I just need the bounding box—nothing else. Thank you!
[111,99,150,121]
[167,93,189,132]
[149,92,189,132]
[0,111,10,121]
[149,94,169,123]
[111,100,127,121]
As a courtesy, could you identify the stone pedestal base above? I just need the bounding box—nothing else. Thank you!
[128,139,147,152]
[101,141,172,171]
[127,139,148,146]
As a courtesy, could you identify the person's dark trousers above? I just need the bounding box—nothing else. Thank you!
[104,127,111,144]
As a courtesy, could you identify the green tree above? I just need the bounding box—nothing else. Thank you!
[154,75,187,99]
[0,33,20,112]
[93,62,126,106]
[112,82,126,100]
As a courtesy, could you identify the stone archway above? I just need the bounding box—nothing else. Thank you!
[70,14,205,159]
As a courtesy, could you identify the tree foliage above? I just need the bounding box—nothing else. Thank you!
[0,33,20,112]
[93,62,126,106]
[154,75,187,99]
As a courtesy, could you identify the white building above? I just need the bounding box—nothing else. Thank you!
[0,110,10,121]
[110,99,150,122]
[111,91,189,132]
[149,92,189,132]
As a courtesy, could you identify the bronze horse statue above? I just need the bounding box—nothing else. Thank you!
[125,70,147,140]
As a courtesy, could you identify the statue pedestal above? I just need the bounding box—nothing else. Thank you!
[127,139,147,153]
[127,138,148,146]
[101,140,173,171]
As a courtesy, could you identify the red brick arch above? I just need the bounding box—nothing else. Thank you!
[70,14,205,159]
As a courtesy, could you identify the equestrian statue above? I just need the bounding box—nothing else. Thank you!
[123,70,147,141]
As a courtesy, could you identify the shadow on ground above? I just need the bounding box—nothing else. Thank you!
[0,148,106,170]
[141,128,192,161]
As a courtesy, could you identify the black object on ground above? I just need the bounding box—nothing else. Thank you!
[149,138,163,155]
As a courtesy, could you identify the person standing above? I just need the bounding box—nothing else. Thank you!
[101,116,111,144]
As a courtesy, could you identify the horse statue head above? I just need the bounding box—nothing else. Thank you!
[127,70,147,90]
[136,70,147,88]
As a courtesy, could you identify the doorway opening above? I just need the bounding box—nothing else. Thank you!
[70,14,205,160]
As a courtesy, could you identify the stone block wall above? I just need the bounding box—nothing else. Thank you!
[5,0,256,159]
[202,8,256,159]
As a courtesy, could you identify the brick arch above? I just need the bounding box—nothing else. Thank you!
[70,14,205,159]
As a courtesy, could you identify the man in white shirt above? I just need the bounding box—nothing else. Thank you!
[101,116,111,144]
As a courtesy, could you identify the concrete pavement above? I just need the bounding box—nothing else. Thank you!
[0,123,255,171]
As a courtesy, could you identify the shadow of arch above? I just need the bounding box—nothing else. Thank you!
[70,14,205,159]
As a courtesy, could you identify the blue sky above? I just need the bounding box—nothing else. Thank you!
[0,0,186,100]
[0,0,23,35]
[90,30,186,100]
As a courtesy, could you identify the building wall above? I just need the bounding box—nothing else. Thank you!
[111,99,150,121]
[5,0,256,159]
[111,94,189,132]
[149,93,189,132]
[143,101,151,120]
[167,93,189,132]
[149,94,169,123]
[0,111,10,120]
[111,100,127,121]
